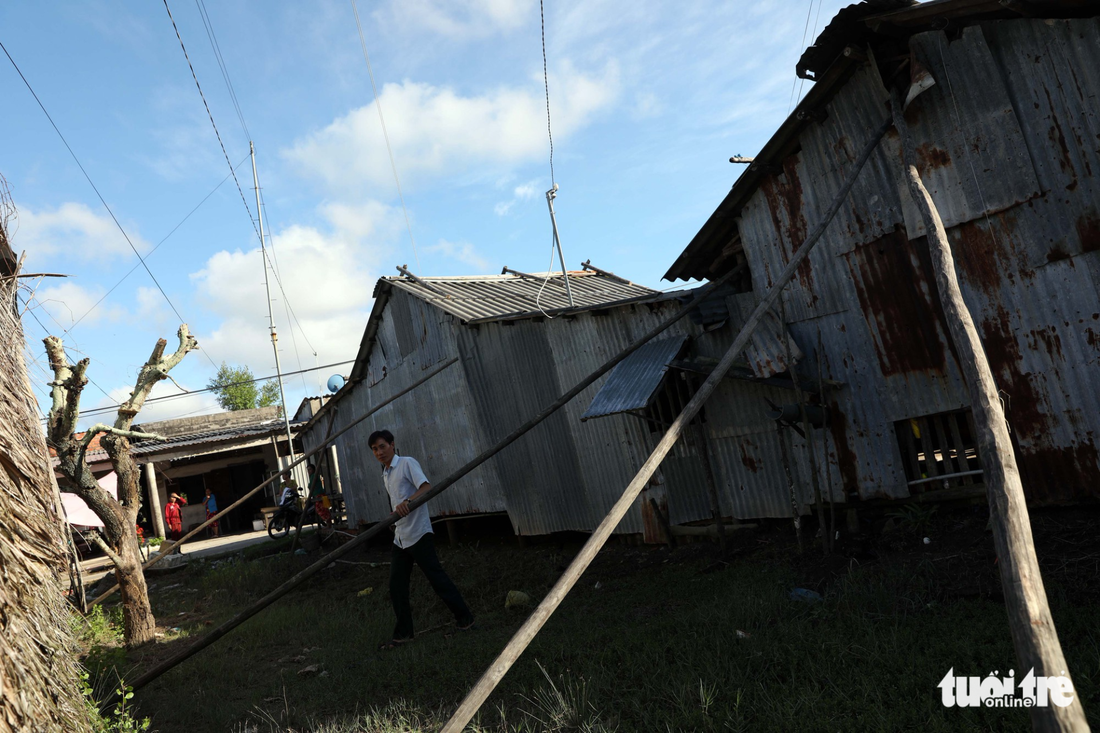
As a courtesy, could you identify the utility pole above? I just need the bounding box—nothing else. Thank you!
[250,141,296,468]
[545,184,575,307]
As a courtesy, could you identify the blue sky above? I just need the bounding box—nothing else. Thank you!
[1,0,848,427]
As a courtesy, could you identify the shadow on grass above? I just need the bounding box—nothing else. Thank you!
[80,521,1100,733]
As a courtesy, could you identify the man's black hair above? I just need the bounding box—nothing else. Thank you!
[368,429,395,447]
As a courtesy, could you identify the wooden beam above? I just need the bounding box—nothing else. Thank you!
[891,89,1086,732]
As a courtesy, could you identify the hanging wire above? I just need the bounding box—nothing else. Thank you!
[162,0,260,245]
[350,0,421,270]
[788,0,816,115]
[65,153,249,335]
[0,39,213,368]
[534,0,559,319]
[540,0,555,187]
[194,0,250,140]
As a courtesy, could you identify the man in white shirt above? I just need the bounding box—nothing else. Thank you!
[369,429,474,649]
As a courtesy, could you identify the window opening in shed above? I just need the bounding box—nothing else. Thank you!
[641,370,707,435]
[894,409,984,492]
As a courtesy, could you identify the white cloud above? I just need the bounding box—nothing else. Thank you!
[285,61,619,192]
[190,202,397,374]
[381,0,534,39]
[13,203,149,268]
[426,239,490,271]
[79,381,223,431]
[494,179,541,216]
[32,281,127,330]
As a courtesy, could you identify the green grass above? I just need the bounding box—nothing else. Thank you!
[83,523,1100,733]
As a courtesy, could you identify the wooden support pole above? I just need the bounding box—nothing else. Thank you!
[89,357,460,607]
[776,422,804,553]
[780,297,826,554]
[116,270,740,700]
[891,90,1087,732]
[693,425,725,552]
[441,117,892,733]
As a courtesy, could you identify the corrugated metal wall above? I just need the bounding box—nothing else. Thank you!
[728,18,1100,505]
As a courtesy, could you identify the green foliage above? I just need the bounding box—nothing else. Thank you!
[81,672,151,733]
[208,362,282,412]
[887,503,939,535]
[258,380,281,408]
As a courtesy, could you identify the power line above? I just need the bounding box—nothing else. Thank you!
[787,0,816,116]
[161,0,261,244]
[69,359,354,420]
[21,294,119,406]
[168,1,319,389]
[540,0,555,187]
[350,0,421,270]
[0,39,209,367]
[194,0,250,141]
[65,153,250,335]
[258,183,318,359]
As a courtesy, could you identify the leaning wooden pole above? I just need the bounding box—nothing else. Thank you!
[441,117,892,733]
[891,91,1087,732]
[89,357,460,607]
[117,270,739,700]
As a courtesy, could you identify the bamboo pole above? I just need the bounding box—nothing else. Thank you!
[116,270,740,699]
[891,90,1087,732]
[440,117,892,733]
[780,296,826,553]
[693,425,725,552]
[89,357,460,607]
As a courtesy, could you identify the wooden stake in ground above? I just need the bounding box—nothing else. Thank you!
[890,90,1087,731]
[440,117,893,733]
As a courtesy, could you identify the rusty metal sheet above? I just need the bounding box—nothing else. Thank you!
[878,26,1041,240]
[725,293,804,377]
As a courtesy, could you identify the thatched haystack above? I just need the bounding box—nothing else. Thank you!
[0,179,91,732]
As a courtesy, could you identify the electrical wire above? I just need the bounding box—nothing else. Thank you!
[64,153,250,335]
[796,0,826,104]
[787,0,816,116]
[0,39,212,367]
[161,0,261,244]
[66,359,354,420]
[194,0,250,141]
[540,0,555,187]
[534,0,559,319]
[22,294,119,406]
[349,0,421,270]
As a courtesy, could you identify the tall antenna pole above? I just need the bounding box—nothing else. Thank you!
[250,141,297,468]
[545,184,575,307]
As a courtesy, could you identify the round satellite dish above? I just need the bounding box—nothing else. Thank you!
[327,374,346,393]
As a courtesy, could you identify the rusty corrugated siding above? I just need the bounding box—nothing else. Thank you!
[666,15,1100,506]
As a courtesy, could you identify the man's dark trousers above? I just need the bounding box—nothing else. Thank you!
[390,532,473,640]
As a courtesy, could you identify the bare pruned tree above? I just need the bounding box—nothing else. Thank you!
[45,326,198,645]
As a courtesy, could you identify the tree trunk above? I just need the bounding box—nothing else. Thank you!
[102,434,157,645]
[115,534,156,645]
